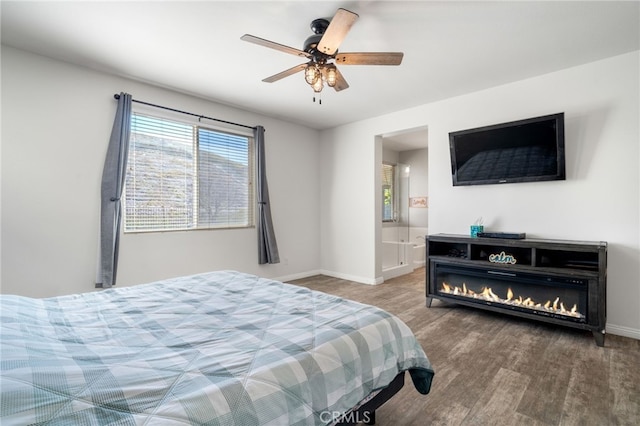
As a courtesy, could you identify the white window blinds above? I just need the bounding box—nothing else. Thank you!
[124,113,254,232]
[197,128,253,228]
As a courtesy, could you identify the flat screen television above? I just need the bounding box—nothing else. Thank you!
[449,113,565,186]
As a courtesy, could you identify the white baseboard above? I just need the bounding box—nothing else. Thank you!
[273,270,323,283]
[606,323,640,340]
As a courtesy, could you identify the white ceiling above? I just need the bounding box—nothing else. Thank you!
[1,1,638,139]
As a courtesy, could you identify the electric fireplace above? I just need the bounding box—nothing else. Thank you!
[434,263,589,320]
[426,234,607,346]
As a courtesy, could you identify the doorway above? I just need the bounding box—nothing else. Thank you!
[380,127,429,280]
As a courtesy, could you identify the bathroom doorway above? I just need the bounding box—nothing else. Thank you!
[380,127,429,280]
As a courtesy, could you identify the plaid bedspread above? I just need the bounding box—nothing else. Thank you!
[1,270,434,425]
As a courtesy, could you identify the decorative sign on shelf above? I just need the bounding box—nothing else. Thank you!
[489,251,517,264]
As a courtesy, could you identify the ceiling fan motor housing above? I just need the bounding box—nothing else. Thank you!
[303,34,323,53]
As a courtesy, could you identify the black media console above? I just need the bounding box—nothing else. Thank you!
[426,234,607,346]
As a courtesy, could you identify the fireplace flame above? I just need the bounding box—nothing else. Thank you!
[440,282,584,319]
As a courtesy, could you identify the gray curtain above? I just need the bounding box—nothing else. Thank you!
[255,125,280,264]
[97,92,132,288]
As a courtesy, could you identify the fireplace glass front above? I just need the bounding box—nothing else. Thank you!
[434,264,588,323]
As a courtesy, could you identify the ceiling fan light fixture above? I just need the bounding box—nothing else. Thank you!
[304,64,320,85]
[324,65,337,87]
[312,77,324,93]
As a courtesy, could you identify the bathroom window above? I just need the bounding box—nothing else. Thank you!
[382,163,395,222]
[123,112,255,232]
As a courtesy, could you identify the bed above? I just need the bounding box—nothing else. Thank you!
[0,270,434,425]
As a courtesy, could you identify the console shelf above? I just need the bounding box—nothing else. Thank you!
[426,234,607,346]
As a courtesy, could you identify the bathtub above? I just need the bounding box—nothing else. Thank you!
[413,241,426,268]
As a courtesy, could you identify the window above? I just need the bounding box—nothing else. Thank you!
[124,112,254,232]
[382,163,395,222]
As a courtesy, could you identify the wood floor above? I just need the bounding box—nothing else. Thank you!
[288,268,640,426]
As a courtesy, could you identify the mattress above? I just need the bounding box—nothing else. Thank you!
[0,270,434,425]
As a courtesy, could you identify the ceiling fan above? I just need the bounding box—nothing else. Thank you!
[241,8,403,102]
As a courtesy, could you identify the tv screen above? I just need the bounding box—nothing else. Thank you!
[449,113,565,186]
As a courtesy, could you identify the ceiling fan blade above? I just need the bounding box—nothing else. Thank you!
[262,63,307,83]
[334,52,404,66]
[332,67,349,92]
[317,8,359,56]
[241,34,311,59]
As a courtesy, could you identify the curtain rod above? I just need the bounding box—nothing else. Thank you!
[114,94,257,130]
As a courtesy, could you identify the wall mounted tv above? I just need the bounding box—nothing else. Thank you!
[449,112,565,186]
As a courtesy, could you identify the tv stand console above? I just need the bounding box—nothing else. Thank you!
[426,234,607,346]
